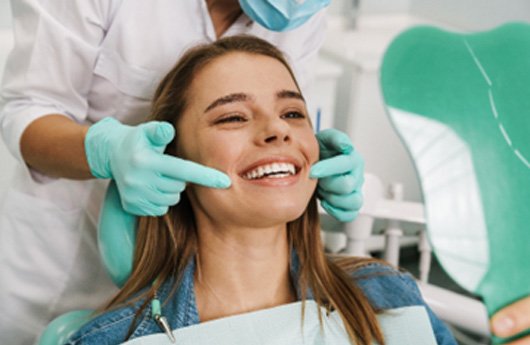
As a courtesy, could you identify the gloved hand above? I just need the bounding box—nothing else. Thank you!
[85,117,231,216]
[310,129,364,222]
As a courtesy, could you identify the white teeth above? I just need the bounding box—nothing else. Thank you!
[243,162,297,180]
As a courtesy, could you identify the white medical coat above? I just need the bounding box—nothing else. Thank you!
[0,1,326,344]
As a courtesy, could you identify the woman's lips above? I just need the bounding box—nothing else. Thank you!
[240,169,301,187]
[242,162,296,179]
[239,157,301,176]
[238,157,303,187]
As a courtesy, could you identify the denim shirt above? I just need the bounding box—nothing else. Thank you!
[66,258,457,345]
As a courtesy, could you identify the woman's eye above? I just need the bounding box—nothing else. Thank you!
[214,115,247,125]
[281,111,306,119]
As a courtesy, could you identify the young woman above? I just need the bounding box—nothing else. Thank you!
[66,35,456,345]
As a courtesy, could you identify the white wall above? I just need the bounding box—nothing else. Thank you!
[410,0,530,31]
[359,0,411,15]
[330,0,411,15]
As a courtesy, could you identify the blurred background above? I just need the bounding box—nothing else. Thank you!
[1,1,530,343]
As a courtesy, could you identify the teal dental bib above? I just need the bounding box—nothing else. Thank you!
[121,302,437,345]
[381,23,530,343]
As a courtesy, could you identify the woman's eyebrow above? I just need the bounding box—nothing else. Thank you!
[204,90,304,113]
[204,93,252,112]
[277,90,305,103]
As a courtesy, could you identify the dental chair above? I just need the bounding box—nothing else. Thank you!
[380,22,530,344]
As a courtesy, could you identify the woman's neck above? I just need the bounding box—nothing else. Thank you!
[194,223,296,322]
[205,0,243,38]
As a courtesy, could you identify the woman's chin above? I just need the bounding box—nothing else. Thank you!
[234,204,307,228]
[189,182,315,229]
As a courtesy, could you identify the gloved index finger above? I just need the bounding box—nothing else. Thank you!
[316,128,353,157]
[156,155,231,189]
[310,154,354,178]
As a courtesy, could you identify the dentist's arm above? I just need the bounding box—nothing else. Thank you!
[491,296,530,344]
[21,115,93,179]
[21,115,231,216]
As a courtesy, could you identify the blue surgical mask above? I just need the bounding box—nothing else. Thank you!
[239,0,330,32]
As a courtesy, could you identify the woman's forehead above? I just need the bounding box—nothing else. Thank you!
[195,52,294,86]
[191,52,298,96]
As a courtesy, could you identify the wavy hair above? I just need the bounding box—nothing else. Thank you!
[105,35,386,345]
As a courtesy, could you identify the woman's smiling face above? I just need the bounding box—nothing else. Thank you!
[177,52,319,228]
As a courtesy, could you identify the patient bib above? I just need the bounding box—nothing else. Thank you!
[121,301,437,345]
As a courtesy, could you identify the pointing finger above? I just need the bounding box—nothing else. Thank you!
[154,156,231,189]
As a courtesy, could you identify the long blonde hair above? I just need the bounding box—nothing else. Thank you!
[106,35,386,345]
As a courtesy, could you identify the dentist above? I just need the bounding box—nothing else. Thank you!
[0,1,364,344]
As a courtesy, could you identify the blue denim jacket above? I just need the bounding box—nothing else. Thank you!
[66,258,457,345]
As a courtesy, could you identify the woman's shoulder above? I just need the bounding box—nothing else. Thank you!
[65,275,187,344]
[348,262,424,310]
[64,302,151,345]
[347,261,458,345]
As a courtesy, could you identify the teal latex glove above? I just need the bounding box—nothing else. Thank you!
[85,118,231,216]
[38,309,92,345]
[310,129,364,222]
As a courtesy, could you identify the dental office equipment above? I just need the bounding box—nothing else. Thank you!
[316,107,322,133]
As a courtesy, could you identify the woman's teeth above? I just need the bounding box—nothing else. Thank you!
[243,162,296,180]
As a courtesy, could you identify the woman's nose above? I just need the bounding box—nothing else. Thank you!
[259,117,291,145]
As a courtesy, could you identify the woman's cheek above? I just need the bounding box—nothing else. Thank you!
[200,133,243,172]
[304,131,320,165]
